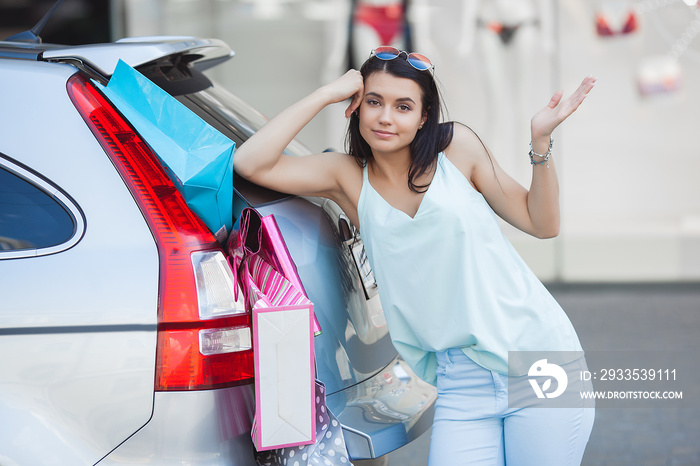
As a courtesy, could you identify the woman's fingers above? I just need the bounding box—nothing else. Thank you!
[325,69,362,118]
[567,76,597,107]
[557,77,596,110]
[547,90,564,110]
[333,70,363,99]
[531,75,596,137]
[345,91,362,118]
[338,70,364,118]
[555,76,597,118]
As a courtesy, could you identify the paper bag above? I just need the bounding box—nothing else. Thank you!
[246,254,315,451]
[98,60,235,241]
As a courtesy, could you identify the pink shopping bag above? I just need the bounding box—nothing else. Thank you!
[229,208,322,336]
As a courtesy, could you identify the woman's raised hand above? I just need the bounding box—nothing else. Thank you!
[321,70,365,118]
[530,76,597,140]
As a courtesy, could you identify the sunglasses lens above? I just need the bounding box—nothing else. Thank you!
[374,46,400,60]
[407,53,432,70]
[371,48,433,71]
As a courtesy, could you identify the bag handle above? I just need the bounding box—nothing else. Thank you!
[228,207,263,302]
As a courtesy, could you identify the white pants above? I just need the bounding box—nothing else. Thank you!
[428,348,595,465]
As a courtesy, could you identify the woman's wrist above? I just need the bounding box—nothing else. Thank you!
[529,136,554,169]
[529,133,552,155]
[309,86,335,108]
[317,82,354,107]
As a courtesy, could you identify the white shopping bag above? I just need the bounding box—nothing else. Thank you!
[246,255,315,451]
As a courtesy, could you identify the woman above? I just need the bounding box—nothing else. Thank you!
[234,47,596,465]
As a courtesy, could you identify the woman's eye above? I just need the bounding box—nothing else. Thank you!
[398,104,411,111]
[367,99,380,106]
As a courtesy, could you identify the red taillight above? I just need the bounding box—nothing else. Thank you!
[67,73,253,390]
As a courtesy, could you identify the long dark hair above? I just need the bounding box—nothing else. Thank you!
[345,53,454,193]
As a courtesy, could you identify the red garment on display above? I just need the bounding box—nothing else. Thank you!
[353,2,404,46]
[595,10,638,36]
[479,20,539,46]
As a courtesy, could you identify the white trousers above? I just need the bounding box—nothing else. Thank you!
[428,348,595,465]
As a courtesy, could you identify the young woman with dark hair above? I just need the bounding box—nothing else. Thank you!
[234,47,597,465]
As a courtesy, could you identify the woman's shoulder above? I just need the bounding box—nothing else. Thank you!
[321,150,364,192]
[445,122,485,149]
[443,122,490,167]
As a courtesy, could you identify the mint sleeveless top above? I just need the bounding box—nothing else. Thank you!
[357,152,582,385]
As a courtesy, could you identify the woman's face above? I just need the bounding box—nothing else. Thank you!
[358,71,427,158]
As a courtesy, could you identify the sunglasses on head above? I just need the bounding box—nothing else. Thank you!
[369,46,434,72]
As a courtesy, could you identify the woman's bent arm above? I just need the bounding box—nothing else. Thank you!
[233,70,364,198]
[525,76,597,237]
[465,76,596,238]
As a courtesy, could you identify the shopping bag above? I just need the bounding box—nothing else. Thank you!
[245,254,316,451]
[255,380,351,466]
[97,60,235,241]
[229,208,322,336]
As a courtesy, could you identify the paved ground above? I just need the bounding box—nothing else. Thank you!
[375,283,700,465]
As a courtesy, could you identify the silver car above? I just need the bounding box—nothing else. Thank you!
[0,34,435,464]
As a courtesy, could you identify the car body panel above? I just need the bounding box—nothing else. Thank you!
[0,59,160,462]
[98,386,257,465]
[0,330,157,465]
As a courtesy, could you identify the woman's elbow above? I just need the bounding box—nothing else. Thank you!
[534,223,560,239]
[232,151,258,180]
[233,161,254,180]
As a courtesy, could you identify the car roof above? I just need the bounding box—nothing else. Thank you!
[0,36,234,77]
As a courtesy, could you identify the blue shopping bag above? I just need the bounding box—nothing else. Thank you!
[98,60,234,241]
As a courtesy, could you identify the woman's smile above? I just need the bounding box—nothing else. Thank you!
[372,129,397,138]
